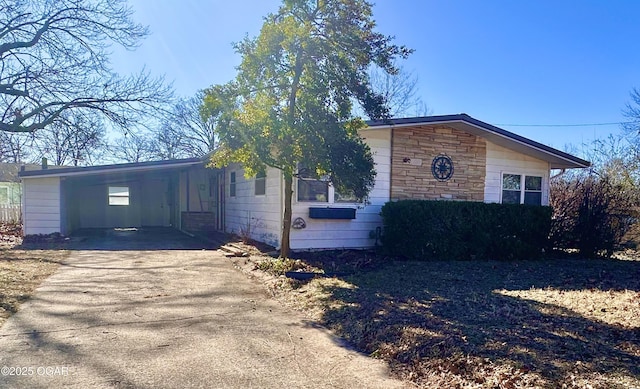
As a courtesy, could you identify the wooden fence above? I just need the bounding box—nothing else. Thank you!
[0,205,21,223]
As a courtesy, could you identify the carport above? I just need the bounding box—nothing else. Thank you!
[20,158,225,236]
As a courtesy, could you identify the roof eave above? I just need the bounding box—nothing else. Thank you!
[19,157,206,179]
[364,114,590,169]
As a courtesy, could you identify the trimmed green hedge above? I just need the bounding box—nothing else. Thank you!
[380,200,552,260]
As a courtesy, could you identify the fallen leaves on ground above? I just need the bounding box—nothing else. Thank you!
[0,222,22,248]
[246,250,640,389]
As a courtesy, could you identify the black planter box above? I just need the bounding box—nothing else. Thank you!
[308,207,356,219]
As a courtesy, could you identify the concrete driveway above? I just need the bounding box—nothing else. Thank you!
[0,229,405,388]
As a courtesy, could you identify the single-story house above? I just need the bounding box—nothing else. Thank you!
[0,162,45,222]
[20,114,589,249]
[0,163,22,207]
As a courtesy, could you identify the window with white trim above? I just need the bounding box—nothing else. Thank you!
[296,169,362,205]
[501,174,542,205]
[297,167,329,202]
[298,179,328,202]
[254,171,266,196]
[108,186,129,206]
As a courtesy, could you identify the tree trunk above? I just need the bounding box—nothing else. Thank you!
[281,49,303,259]
[281,173,293,258]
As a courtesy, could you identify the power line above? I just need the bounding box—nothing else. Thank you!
[494,121,638,128]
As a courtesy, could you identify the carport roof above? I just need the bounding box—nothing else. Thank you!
[19,157,205,178]
[365,113,591,169]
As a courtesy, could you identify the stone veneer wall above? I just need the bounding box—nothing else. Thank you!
[391,125,486,201]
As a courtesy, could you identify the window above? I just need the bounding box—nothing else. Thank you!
[108,186,129,206]
[334,189,358,203]
[254,171,266,196]
[501,174,542,205]
[0,187,8,205]
[297,167,328,202]
[524,176,542,205]
[298,180,329,202]
[229,172,236,197]
[502,174,521,204]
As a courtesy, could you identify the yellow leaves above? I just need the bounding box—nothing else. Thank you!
[208,145,236,169]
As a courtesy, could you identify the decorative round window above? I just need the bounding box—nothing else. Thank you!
[431,155,454,181]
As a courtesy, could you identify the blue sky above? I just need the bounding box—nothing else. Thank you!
[111,0,640,156]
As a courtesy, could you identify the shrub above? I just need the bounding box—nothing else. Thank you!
[380,200,552,260]
[550,173,638,258]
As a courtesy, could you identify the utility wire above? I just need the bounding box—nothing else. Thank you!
[494,121,638,127]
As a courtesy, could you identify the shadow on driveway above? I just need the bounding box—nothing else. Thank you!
[21,227,229,251]
[0,229,403,389]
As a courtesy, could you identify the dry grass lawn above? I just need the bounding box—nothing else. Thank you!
[2,225,639,388]
[0,224,68,328]
[241,249,640,389]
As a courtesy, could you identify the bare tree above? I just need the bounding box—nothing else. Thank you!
[155,92,217,158]
[150,123,189,160]
[111,131,155,163]
[369,65,430,118]
[0,0,172,134]
[34,111,106,166]
[623,88,640,129]
[0,131,34,162]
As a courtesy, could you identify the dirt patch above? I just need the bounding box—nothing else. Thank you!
[241,247,640,389]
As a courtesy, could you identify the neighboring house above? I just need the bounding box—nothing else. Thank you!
[0,163,34,222]
[0,163,22,206]
[20,114,589,248]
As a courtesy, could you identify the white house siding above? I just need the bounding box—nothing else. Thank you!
[22,177,61,235]
[224,164,282,248]
[290,128,391,250]
[484,141,551,205]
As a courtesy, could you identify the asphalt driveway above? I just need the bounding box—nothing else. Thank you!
[0,229,404,388]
